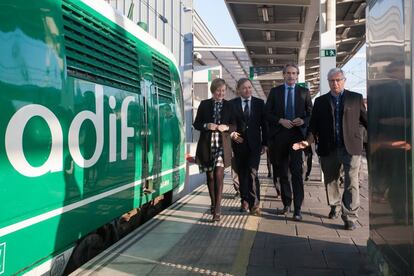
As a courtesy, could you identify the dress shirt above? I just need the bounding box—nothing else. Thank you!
[241,96,251,112]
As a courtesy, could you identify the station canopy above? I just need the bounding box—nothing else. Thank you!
[224,0,366,95]
[193,10,265,98]
[194,45,265,98]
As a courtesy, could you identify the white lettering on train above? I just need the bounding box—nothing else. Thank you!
[5,105,63,177]
[4,84,135,177]
[68,85,104,168]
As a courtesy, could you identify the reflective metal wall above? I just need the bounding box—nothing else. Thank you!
[367,0,413,274]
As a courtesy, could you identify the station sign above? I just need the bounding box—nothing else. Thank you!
[208,69,221,81]
[297,82,309,89]
[249,66,283,80]
[320,49,336,57]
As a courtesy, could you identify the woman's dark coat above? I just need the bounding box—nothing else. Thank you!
[193,98,236,168]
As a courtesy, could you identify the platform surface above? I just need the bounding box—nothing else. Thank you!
[73,156,378,276]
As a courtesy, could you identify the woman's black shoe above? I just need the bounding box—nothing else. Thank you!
[212,214,221,221]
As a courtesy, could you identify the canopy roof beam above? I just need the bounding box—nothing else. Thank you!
[238,23,304,32]
[226,0,310,6]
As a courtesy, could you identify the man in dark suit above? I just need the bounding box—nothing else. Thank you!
[230,78,267,215]
[293,68,367,230]
[265,64,312,221]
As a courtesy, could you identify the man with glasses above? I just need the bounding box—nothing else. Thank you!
[293,68,367,230]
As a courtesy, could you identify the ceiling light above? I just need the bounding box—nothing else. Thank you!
[353,3,367,19]
[265,31,271,41]
[261,7,269,22]
[268,47,273,54]
[341,27,351,38]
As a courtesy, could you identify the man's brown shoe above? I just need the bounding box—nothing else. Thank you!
[250,207,261,216]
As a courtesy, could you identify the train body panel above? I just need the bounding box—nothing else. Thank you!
[0,0,185,274]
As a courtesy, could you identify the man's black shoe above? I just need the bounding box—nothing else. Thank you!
[240,202,249,213]
[328,208,339,219]
[344,221,357,230]
[280,206,290,215]
[293,212,302,221]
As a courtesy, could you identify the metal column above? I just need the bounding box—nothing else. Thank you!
[319,0,336,95]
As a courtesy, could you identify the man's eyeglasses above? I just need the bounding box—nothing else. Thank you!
[328,78,345,83]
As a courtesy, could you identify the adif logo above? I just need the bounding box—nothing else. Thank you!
[5,85,135,177]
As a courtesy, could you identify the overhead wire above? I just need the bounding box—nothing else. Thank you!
[133,0,184,37]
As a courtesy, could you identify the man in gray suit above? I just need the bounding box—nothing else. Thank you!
[293,68,367,230]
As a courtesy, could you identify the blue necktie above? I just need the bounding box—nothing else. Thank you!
[285,87,294,120]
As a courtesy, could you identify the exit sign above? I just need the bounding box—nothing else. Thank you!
[208,69,221,81]
[321,49,336,57]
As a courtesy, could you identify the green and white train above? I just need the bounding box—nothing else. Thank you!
[0,0,185,274]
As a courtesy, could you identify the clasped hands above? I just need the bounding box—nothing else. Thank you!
[292,141,309,150]
[279,117,304,129]
[207,123,229,132]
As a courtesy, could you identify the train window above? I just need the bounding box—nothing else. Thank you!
[152,53,173,99]
[62,0,140,93]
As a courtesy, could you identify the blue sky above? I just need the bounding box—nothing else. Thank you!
[194,0,366,97]
[341,46,367,97]
[194,0,242,46]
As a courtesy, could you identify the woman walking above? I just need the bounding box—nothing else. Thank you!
[193,78,235,222]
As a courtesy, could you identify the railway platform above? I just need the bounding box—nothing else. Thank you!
[73,157,378,276]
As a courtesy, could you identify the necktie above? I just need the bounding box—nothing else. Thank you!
[243,99,250,120]
[285,87,294,120]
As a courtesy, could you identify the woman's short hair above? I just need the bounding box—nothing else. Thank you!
[236,78,252,90]
[210,78,226,93]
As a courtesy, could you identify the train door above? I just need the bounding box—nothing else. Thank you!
[141,79,161,193]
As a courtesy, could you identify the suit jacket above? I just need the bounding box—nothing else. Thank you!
[193,98,236,168]
[308,90,367,156]
[230,96,267,167]
[265,84,312,140]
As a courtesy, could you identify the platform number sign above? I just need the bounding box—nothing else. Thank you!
[321,49,336,57]
[0,243,5,274]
